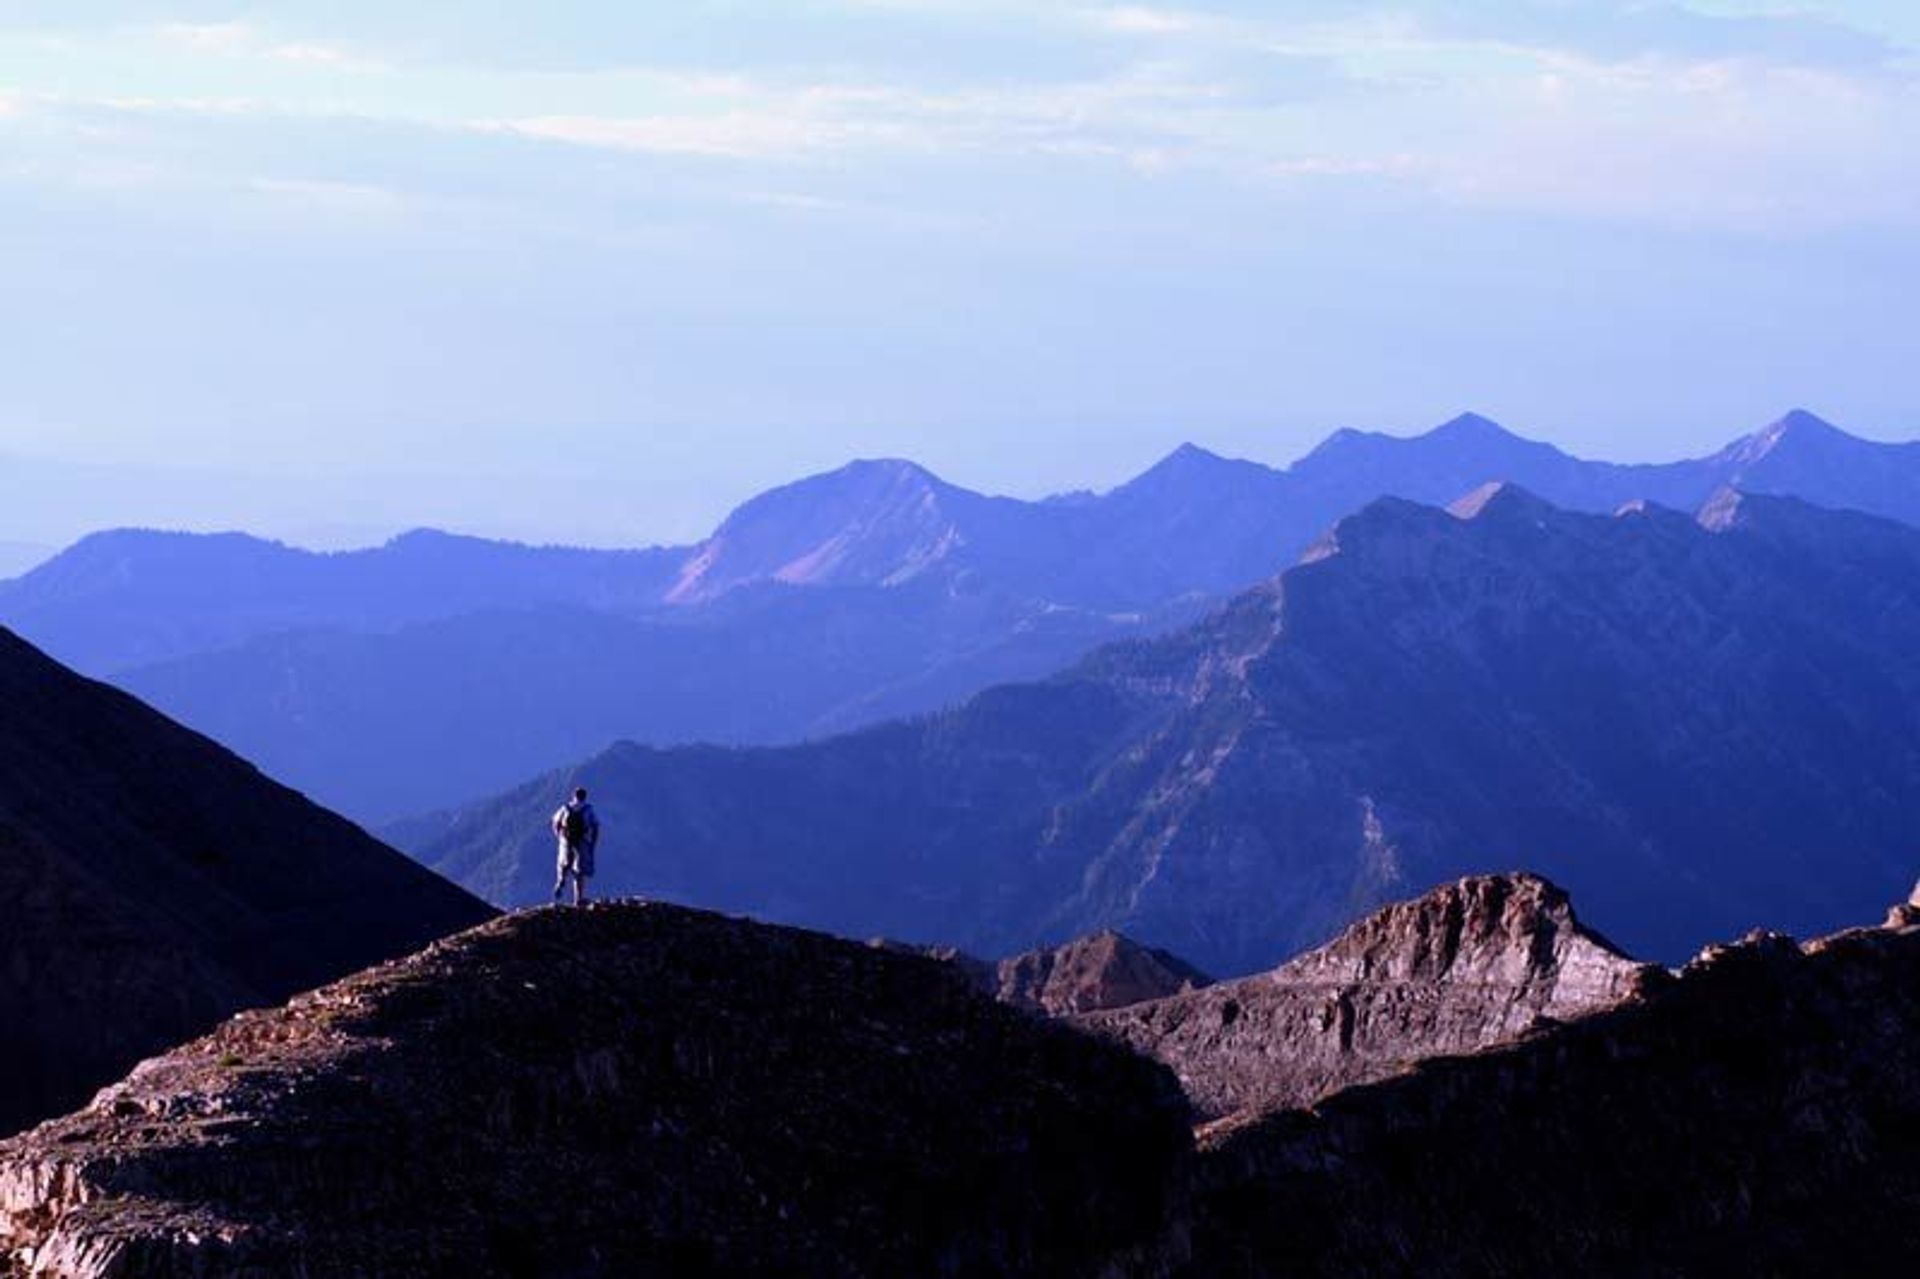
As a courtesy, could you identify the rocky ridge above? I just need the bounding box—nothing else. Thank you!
[1178,900,1920,1277]
[5,881,1920,1277]
[996,931,1212,1016]
[1081,874,1656,1120]
[0,903,1190,1279]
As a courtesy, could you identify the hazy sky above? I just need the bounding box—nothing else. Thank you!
[2,1,1916,546]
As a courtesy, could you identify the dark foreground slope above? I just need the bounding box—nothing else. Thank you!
[1182,890,1920,1278]
[1084,874,1656,1120]
[5,883,1919,1279]
[0,627,492,1138]
[419,487,1920,974]
[0,903,1190,1279]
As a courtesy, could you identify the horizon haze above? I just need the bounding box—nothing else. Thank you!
[3,2,1917,546]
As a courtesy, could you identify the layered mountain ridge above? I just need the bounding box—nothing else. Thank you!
[415,484,1920,974]
[4,410,1915,824]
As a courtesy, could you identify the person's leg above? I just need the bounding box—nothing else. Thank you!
[553,842,571,903]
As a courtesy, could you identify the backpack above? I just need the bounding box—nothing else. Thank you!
[561,804,590,844]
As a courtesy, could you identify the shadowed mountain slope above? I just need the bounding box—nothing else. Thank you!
[0,903,1191,1279]
[415,487,1920,975]
[0,626,493,1138]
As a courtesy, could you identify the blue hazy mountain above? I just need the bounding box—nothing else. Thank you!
[6,409,1916,823]
[409,487,1920,977]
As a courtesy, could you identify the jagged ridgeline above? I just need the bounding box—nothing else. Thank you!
[4,882,1919,1276]
[0,626,493,1139]
[5,410,1915,826]
[418,486,1920,975]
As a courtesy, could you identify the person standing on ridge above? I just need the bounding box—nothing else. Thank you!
[551,786,600,907]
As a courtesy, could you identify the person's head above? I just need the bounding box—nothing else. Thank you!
[573,787,588,803]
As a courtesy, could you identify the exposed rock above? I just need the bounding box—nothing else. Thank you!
[1888,878,1920,928]
[1081,874,1656,1120]
[0,627,491,1139]
[1178,902,1920,1277]
[0,902,1191,1279]
[997,931,1212,1015]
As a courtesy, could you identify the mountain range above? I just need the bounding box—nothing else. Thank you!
[0,624,492,1138]
[3,408,1917,825]
[410,484,1920,976]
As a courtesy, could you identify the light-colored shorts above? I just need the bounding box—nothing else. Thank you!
[556,840,595,880]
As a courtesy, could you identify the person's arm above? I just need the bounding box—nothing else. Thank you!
[587,807,602,846]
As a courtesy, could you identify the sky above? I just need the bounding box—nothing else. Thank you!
[1,1,1916,548]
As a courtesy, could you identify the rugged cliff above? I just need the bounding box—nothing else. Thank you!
[1180,906,1920,1277]
[0,903,1191,1279]
[1083,874,1655,1119]
[996,931,1212,1016]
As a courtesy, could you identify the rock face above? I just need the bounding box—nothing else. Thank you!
[0,627,492,1138]
[997,931,1212,1016]
[1179,906,1920,1277]
[0,903,1191,1279]
[420,487,1920,974]
[1081,875,1655,1120]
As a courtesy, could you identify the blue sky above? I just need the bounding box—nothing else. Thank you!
[1,1,1916,547]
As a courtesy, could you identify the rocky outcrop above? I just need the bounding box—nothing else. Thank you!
[0,627,492,1139]
[997,931,1212,1015]
[1081,874,1656,1119]
[1178,904,1920,1277]
[0,902,1191,1279]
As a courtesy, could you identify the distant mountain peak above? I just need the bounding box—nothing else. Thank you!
[833,456,945,485]
[1447,480,1555,523]
[1427,411,1518,443]
[1719,409,1856,468]
[665,456,978,604]
[1774,407,1844,437]
[1119,442,1256,494]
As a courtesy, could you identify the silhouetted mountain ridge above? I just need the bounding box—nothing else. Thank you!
[0,626,492,1137]
[8,410,1918,824]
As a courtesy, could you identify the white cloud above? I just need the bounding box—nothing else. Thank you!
[155,21,383,70]
[1094,7,1205,37]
